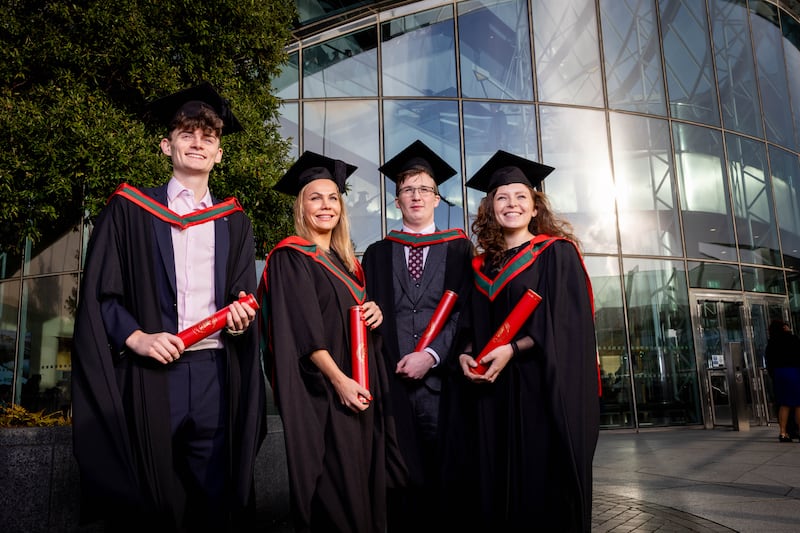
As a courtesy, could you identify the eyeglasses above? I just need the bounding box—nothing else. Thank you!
[398,186,437,197]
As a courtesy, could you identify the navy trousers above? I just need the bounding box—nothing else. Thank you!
[168,349,228,531]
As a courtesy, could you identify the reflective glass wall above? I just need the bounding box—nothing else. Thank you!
[1,226,83,415]
[276,0,800,429]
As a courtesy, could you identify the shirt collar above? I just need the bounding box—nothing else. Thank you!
[401,222,436,235]
[167,176,212,209]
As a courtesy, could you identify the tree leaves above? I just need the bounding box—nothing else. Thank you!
[1,0,297,259]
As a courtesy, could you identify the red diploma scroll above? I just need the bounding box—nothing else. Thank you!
[349,306,370,403]
[471,289,542,375]
[177,293,259,349]
[414,290,458,352]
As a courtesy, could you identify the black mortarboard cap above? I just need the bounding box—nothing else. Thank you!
[273,151,358,197]
[378,140,457,185]
[146,81,243,135]
[465,150,555,193]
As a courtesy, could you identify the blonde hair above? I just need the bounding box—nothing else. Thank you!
[293,182,357,273]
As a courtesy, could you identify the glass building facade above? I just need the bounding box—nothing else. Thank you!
[276,0,800,429]
[3,0,800,431]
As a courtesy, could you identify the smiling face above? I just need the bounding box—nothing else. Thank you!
[160,127,223,178]
[394,171,440,231]
[301,178,342,241]
[492,182,537,233]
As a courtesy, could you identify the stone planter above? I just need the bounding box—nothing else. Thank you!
[0,415,290,532]
[0,425,80,533]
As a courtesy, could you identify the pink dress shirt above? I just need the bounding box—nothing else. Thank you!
[167,178,221,350]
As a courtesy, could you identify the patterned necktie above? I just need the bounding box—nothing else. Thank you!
[408,246,424,280]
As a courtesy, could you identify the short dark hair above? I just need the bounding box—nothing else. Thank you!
[769,319,788,337]
[395,168,439,196]
[168,102,224,139]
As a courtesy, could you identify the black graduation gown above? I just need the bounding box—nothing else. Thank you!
[71,187,266,529]
[440,237,599,532]
[361,231,474,487]
[260,238,406,533]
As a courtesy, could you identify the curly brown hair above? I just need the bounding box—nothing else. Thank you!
[167,103,224,139]
[471,185,580,268]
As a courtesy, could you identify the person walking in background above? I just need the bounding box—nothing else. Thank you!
[440,150,599,532]
[258,152,406,533]
[72,83,265,532]
[765,319,800,442]
[362,140,474,532]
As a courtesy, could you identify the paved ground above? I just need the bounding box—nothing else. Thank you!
[262,425,800,532]
[592,425,800,532]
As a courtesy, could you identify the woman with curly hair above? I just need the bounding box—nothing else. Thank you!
[439,150,599,532]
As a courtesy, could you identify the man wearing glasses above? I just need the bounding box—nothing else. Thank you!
[362,140,474,533]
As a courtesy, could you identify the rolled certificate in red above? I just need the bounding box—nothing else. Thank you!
[177,293,259,348]
[414,290,458,352]
[471,289,542,375]
[349,305,370,403]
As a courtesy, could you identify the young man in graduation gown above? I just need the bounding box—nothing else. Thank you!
[71,83,266,532]
[440,150,599,532]
[361,140,474,532]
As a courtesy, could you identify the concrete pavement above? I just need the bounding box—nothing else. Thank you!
[260,423,800,532]
[593,425,800,532]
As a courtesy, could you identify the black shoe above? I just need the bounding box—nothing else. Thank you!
[779,434,793,443]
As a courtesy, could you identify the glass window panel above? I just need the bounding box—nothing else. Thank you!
[749,1,794,148]
[383,100,464,233]
[303,28,378,98]
[687,261,741,290]
[458,0,533,101]
[296,0,371,26]
[725,133,780,266]
[781,11,800,152]
[17,274,77,415]
[0,278,20,405]
[741,265,785,293]
[769,145,800,264]
[303,101,381,253]
[610,113,681,256]
[80,220,91,271]
[381,5,457,97]
[600,0,667,115]
[709,0,763,138]
[623,257,701,426]
[27,224,82,276]
[0,247,22,281]
[658,0,720,126]
[278,102,299,159]
[463,101,538,217]
[585,255,634,428]
[274,51,299,100]
[540,106,617,254]
[787,269,800,327]
[532,0,604,106]
[672,122,736,261]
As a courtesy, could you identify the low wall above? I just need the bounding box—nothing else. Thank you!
[0,416,290,533]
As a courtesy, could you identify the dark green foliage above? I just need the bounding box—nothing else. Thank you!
[0,0,297,259]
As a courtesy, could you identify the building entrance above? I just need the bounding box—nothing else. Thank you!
[691,292,786,430]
